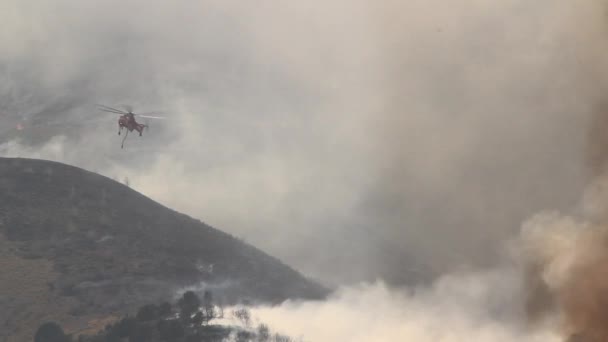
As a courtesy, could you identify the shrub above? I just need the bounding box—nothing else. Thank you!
[34,322,70,342]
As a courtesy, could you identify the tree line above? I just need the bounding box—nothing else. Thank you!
[34,290,295,342]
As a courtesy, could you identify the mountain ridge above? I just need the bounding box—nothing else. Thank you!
[0,157,327,341]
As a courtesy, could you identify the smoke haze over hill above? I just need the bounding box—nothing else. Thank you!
[7,3,608,341]
[2,0,605,287]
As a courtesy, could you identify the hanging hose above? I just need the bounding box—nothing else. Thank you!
[121,130,129,149]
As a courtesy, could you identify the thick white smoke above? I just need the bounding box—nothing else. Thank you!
[249,277,559,342]
[244,194,608,342]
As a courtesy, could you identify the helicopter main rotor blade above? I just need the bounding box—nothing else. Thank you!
[97,104,128,114]
[137,115,166,119]
[134,111,165,116]
[97,104,125,112]
[99,108,126,115]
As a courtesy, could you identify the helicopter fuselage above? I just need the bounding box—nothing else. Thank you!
[118,114,146,135]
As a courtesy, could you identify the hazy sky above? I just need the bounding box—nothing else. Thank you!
[1,0,605,286]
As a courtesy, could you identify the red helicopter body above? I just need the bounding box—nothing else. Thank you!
[97,105,165,148]
[118,113,147,136]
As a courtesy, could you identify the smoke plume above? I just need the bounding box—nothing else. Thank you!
[518,141,608,340]
[242,181,608,341]
[5,1,608,340]
[248,272,559,342]
[1,0,605,287]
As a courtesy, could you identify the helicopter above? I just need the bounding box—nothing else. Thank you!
[97,104,165,148]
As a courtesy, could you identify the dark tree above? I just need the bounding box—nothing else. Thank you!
[216,298,225,319]
[202,291,215,323]
[159,302,172,317]
[178,291,200,321]
[34,322,70,342]
[56,296,289,342]
[157,319,184,341]
[192,311,204,327]
[106,316,136,338]
[136,304,160,322]
[233,308,251,327]
[129,324,155,342]
[257,324,270,342]
[236,330,255,342]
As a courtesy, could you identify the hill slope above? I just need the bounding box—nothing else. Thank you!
[0,157,327,341]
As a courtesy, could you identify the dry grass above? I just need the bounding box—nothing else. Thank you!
[0,234,80,341]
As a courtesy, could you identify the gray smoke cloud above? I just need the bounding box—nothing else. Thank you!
[249,276,560,342]
[237,174,608,342]
[0,0,604,287]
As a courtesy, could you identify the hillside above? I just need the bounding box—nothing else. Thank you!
[0,157,327,342]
